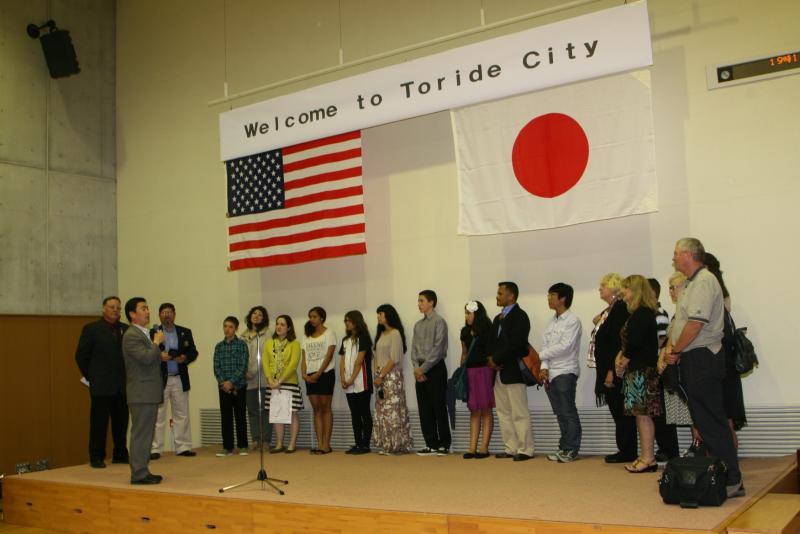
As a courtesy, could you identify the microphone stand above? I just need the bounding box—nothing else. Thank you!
[219,330,288,495]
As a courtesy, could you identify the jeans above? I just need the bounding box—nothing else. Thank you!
[546,373,582,453]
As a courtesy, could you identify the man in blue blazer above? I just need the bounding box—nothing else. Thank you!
[149,303,198,459]
[123,297,166,484]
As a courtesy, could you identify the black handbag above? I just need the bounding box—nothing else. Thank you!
[724,310,759,375]
[659,456,728,508]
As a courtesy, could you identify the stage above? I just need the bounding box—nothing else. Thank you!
[3,448,796,533]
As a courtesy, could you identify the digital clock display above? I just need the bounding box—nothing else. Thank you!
[718,51,800,83]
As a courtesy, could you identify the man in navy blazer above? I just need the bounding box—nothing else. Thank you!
[488,281,534,461]
[149,303,199,459]
[75,296,129,468]
[123,297,167,484]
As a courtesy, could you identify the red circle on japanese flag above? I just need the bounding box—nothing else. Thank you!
[512,113,589,198]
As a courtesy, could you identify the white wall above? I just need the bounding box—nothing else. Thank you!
[117,0,800,447]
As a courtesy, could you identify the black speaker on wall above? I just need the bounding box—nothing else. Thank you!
[26,20,81,79]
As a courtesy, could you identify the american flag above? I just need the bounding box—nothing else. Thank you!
[225,131,366,270]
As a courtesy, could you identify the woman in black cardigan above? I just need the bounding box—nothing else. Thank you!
[588,273,634,463]
[615,274,662,473]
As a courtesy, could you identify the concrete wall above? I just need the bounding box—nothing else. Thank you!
[0,0,116,315]
[116,0,799,449]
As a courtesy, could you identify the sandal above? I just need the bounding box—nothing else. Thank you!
[310,448,322,455]
[625,458,658,473]
[270,446,285,454]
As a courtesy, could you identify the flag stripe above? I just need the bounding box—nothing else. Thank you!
[285,185,363,209]
[284,147,362,173]
[226,130,366,270]
[230,242,367,270]
[285,175,362,199]
[283,130,361,156]
[229,213,365,243]
[229,234,366,262]
[284,166,362,192]
[283,156,362,182]
[229,198,364,235]
[230,222,366,252]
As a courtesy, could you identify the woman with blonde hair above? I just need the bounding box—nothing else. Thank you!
[658,272,693,430]
[615,275,662,473]
[589,273,635,463]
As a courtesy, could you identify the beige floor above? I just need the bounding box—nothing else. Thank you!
[7,448,795,531]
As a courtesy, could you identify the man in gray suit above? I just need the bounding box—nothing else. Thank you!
[123,297,168,484]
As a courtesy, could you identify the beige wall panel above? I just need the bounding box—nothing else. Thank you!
[47,172,116,314]
[0,163,48,314]
[340,0,480,61]
[0,0,48,167]
[48,0,116,178]
[224,0,341,96]
[481,0,602,24]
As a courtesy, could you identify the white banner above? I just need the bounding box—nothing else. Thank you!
[219,1,652,161]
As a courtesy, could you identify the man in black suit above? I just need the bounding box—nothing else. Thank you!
[149,303,199,459]
[75,296,130,468]
[488,281,534,461]
[123,297,167,484]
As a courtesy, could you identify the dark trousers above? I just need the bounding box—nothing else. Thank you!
[680,347,741,484]
[605,381,637,459]
[89,393,129,461]
[346,390,372,449]
[415,360,451,450]
[546,373,582,453]
[219,387,248,451]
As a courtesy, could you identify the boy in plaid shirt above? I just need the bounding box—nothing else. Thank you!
[213,316,249,456]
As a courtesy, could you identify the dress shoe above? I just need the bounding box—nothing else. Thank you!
[604,452,636,464]
[462,452,476,459]
[474,452,490,459]
[177,450,196,457]
[131,474,162,485]
[149,452,161,460]
[111,457,129,464]
[513,453,534,462]
[90,460,106,468]
[494,452,513,459]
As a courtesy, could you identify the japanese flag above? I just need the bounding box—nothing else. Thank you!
[452,70,658,235]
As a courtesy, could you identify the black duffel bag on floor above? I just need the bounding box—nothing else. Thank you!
[659,456,728,508]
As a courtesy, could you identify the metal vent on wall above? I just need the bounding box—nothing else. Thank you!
[200,404,800,457]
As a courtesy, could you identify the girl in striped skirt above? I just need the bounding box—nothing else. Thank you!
[264,315,304,453]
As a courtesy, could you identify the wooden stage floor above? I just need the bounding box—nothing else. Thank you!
[4,447,796,533]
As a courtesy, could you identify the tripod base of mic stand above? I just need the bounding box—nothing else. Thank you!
[219,469,288,495]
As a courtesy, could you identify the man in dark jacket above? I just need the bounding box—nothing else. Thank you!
[75,296,130,468]
[149,303,198,458]
[488,281,534,461]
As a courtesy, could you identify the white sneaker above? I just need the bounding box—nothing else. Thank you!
[239,450,249,456]
[435,447,449,456]
[547,451,564,461]
[556,450,578,463]
[416,448,436,456]
[215,449,233,457]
